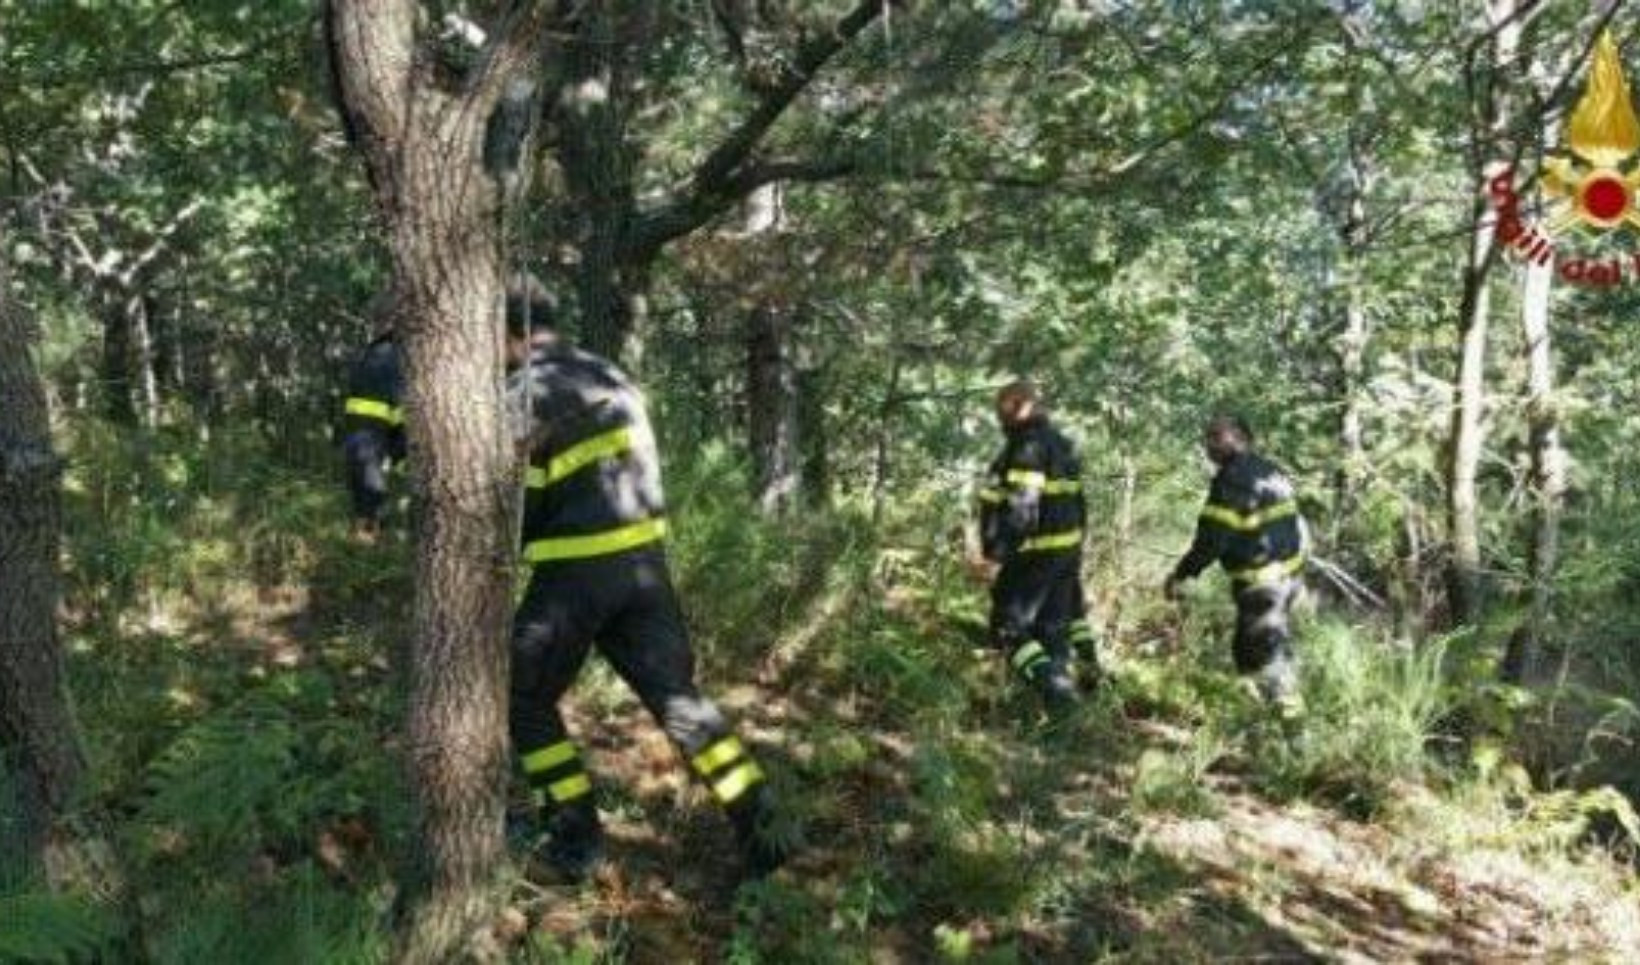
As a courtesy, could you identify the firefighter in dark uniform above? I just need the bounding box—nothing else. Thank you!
[1164,415,1307,713]
[340,328,406,537]
[977,381,1099,711]
[504,286,786,880]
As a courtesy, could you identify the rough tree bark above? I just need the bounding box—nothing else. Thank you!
[0,226,87,879]
[327,2,549,960]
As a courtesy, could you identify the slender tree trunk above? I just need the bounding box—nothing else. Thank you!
[131,294,159,429]
[746,303,801,515]
[1502,244,1564,682]
[554,2,645,364]
[741,185,801,514]
[1446,266,1490,626]
[872,356,902,526]
[328,3,548,959]
[0,230,86,879]
[797,354,829,505]
[1333,131,1373,530]
[100,294,135,425]
[1446,1,1526,626]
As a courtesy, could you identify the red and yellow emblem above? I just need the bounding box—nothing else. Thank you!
[1544,31,1640,232]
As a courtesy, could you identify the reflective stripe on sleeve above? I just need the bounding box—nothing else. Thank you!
[521,741,577,774]
[1199,499,1297,533]
[345,397,404,426]
[526,426,635,490]
[1020,529,1083,552]
[548,773,592,803]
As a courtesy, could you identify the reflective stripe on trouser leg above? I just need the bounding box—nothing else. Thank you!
[520,739,593,808]
[689,733,766,806]
[1009,640,1051,681]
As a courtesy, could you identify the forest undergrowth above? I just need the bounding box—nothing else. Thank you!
[3,433,1638,964]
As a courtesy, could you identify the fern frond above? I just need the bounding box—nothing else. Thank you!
[0,891,121,965]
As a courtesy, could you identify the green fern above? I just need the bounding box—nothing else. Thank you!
[0,891,121,965]
[136,693,301,852]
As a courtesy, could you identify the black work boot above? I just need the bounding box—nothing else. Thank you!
[533,802,605,883]
[728,786,790,880]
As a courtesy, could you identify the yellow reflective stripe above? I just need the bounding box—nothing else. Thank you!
[1262,500,1298,523]
[1020,529,1082,552]
[1229,553,1306,586]
[1010,640,1047,672]
[1005,469,1046,488]
[524,518,667,563]
[528,426,634,490]
[345,397,403,426]
[1200,499,1297,533]
[548,773,592,802]
[977,488,1006,504]
[691,736,745,776]
[1041,479,1082,495]
[521,742,577,774]
[711,762,764,804]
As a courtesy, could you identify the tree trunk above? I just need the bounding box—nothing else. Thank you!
[131,293,159,429]
[1502,237,1564,683]
[1333,130,1373,530]
[872,356,902,526]
[746,303,800,515]
[100,294,136,425]
[1446,257,1491,626]
[797,358,829,505]
[0,229,86,879]
[741,184,801,514]
[553,2,646,364]
[328,3,548,959]
[1446,1,1526,626]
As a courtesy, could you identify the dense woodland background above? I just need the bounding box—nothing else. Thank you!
[3,1,1640,962]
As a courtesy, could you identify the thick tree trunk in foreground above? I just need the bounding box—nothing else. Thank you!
[329,2,547,959]
[1503,253,1565,683]
[0,232,86,878]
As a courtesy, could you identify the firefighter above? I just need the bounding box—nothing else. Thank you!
[1163,415,1307,713]
[976,380,1099,712]
[340,321,405,539]
[505,281,786,881]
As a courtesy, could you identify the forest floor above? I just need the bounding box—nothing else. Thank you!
[54,485,1640,964]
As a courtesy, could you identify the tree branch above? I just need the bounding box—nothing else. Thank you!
[327,0,418,146]
[469,1,556,107]
[627,0,890,257]
[695,0,889,192]
[117,198,203,288]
